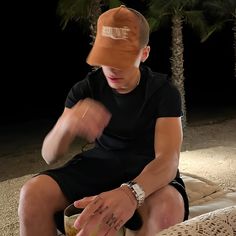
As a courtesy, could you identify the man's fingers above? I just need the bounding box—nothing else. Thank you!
[76,211,121,236]
[74,195,104,229]
[74,196,97,208]
[98,215,124,236]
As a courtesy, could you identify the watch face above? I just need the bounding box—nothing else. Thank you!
[132,184,140,193]
[132,183,145,198]
[124,181,145,207]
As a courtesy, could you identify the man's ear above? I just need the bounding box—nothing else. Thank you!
[141,46,150,62]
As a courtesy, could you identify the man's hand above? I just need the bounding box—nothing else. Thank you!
[73,188,137,236]
[60,98,112,142]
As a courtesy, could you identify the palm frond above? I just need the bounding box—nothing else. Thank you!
[179,0,201,12]
[148,0,201,20]
[184,10,209,40]
[233,8,236,18]
[203,0,236,20]
[57,0,95,29]
[200,23,224,42]
[148,0,173,17]
[147,15,171,32]
[108,0,122,8]
[58,0,94,19]
[147,16,161,32]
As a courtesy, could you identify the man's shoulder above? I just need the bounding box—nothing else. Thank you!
[69,68,104,93]
[141,65,169,94]
[82,68,106,87]
[141,65,168,81]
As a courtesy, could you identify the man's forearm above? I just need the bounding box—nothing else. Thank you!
[133,153,179,198]
[41,120,74,164]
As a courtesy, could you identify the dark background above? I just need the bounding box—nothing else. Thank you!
[1,0,235,125]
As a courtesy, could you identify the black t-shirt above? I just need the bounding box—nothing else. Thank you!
[65,65,182,156]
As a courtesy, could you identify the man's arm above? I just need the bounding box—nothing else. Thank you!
[41,99,111,165]
[133,117,183,198]
[41,107,75,164]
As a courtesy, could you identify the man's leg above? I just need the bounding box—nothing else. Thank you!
[127,185,185,236]
[18,175,70,236]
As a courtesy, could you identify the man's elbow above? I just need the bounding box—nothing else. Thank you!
[170,154,180,179]
[41,149,58,165]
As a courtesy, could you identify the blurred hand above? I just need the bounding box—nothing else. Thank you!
[73,188,137,236]
[60,98,111,142]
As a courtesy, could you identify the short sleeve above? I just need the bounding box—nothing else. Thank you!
[65,76,91,108]
[155,82,182,118]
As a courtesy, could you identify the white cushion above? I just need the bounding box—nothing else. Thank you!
[157,206,236,235]
[182,172,236,218]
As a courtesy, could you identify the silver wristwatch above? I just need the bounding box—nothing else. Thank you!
[121,181,145,207]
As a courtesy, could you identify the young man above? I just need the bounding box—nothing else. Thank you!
[18,5,189,236]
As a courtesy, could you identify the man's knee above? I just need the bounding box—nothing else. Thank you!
[152,198,184,229]
[18,177,43,222]
[18,175,67,220]
[142,185,185,231]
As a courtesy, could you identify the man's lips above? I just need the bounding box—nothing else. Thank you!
[107,76,121,82]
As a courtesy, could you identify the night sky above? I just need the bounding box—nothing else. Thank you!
[1,0,235,124]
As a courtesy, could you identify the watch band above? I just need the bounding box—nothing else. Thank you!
[121,181,145,207]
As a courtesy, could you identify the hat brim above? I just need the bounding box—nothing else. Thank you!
[86,45,140,70]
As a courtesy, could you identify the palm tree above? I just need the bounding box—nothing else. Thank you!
[148,0,208,127]
[57,0,122,44]
[202,0,236,78]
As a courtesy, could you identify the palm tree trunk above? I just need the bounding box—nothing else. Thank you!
[88,0,102,71]
[170,14,187,128]
[234,17,236,79]
[89,0,102,46]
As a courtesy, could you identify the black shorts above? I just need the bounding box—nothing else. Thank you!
[39,147,189,232]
